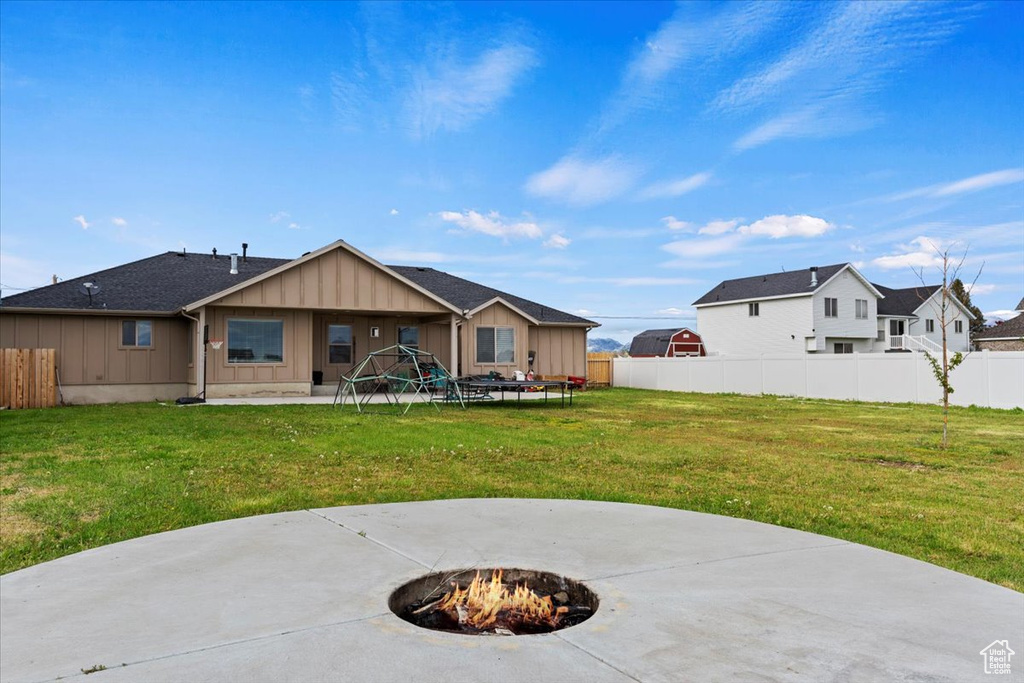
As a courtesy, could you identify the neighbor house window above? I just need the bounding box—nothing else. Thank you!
[476,326,515,364]
[856,299,868,319]
[328,325,352,364]
[824,298,838,318]
[876,328,885,342]
[228,319,283,363]
[926,319,935,333]
[834,342,853,354]
[121,320,152,347]
[398,326,419,349]
[955,320,964,334]
[748,302,759,317]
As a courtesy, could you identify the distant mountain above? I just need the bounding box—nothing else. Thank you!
[588,337,626,353]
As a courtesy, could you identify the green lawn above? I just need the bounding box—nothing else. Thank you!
[1,389,1021,590]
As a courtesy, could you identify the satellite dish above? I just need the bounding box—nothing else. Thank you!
[79,281,101,305]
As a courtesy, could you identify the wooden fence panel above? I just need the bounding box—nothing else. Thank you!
[0,349,57,409]
[586,353,614,387]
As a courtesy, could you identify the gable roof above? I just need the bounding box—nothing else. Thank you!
[1017,297,1024,312]
[628,328,697,356]
[0,251,289,313]
[693,263,853,306]
[0,244,594,327]
[974,313,1024,340]
[389,266,595,326]
[873,284,940,317]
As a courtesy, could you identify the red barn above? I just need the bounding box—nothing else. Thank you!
[628,328,706,357]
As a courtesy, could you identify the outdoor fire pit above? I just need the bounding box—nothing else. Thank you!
[390,568,599,636]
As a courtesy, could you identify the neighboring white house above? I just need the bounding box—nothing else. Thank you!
[693,263,973,355]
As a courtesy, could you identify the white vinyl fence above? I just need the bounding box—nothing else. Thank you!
[613,351,1024,410]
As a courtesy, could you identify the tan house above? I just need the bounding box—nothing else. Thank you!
[0,240,596,403]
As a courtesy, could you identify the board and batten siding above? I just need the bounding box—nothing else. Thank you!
[0,313,189,385]
[697,296,812,356]
[205,307,312,384]
[811,270,878,351]
[209,248,449,314]
[461,302,530,376]
[528,326,587,377]
[311,314,452,383]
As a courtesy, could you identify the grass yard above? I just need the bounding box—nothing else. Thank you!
[1,389,1022,590]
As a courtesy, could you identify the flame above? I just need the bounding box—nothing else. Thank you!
[435,569,569,631]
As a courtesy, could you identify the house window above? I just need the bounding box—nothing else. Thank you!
[121,320,152,347]
[856,299,868,319]
[476,326,515,364]
[955,320,963,334]
[925,319,935,333]
[227,319,283,364]
[748,302,759,317]
[876,328,885,342]
[824,298,838,318]
[834,342,853,354]
[328,325,353,364]
[398,326,419,349]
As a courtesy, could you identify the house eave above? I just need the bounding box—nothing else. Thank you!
[0,306,178,317]
[694,291,814,308]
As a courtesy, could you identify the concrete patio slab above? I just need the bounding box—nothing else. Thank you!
[2,499,1021,683]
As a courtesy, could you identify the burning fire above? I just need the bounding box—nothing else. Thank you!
[433,569,568,631]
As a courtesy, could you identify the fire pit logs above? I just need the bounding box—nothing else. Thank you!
[390,568,598,636]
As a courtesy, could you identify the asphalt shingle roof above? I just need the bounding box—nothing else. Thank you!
[874,284,940,317]
[693,264,848,306]
[974,313,1024,340]
[388,266,594,325]
[0,250,594,327]
[628,328,681,356]
[0,252,289,313]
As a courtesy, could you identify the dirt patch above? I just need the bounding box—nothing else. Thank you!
[871,459,932,471]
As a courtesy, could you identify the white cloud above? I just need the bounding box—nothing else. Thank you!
[886,169,1024,202]
[738,214,833,238]
[287,222,301,230]
[966,283,997,296]
[525,156,640,206]
[574,308,596,316]
[269,211,290,223]
[638,172,712,200]
[870,236,952,270]
[543,233,571,250]
[372,248,450,264]
[598,2,785,134]
[73,215,91,230]
[406,43,538,139]
[389,208,399,216]
[985,309,1022,322]
[662,234,745,259]
[718,2,969,150]
[655,307,693,316]
[698,219,740,236]
[112,217,128,227]
[660,216,691,232]
[439,210,542,240]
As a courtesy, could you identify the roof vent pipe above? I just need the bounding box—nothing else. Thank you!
[212,248,218,259]
[810,266,818,287]
[230,253,239,275]
[242,243,248,262]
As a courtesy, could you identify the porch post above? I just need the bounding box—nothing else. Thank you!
[450,315,459,377]
[196,307,206,398]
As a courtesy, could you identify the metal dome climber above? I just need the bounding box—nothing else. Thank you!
[332,344,464,414]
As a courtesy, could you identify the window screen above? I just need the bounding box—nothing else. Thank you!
[228,319,284,364]
[121,320,152,347]
[476,327,495,363]
[398,326,419,348]
[328,325,352,364]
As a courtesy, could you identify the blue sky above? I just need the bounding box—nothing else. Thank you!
[1,0,1022,342]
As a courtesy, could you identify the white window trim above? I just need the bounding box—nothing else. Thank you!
[327,324,353,365]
